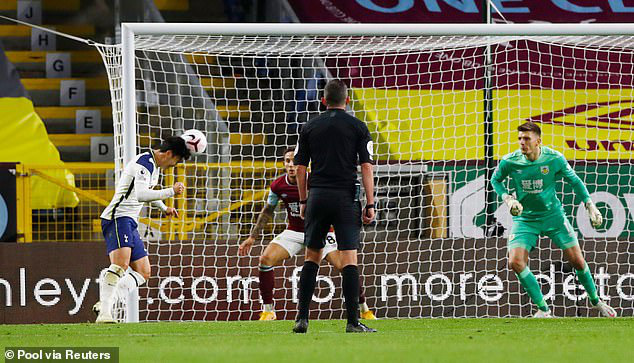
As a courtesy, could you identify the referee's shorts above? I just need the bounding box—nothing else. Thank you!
[304,186,362,251]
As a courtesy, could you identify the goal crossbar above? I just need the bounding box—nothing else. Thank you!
[122,23,634,37]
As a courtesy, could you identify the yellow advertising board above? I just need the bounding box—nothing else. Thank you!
[352,88,483,160]
[495,89,634,160]
[353,88,634,160]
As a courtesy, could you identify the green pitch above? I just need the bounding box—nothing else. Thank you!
[2,318,633,362]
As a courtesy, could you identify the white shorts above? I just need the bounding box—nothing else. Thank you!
[270,229,338,258]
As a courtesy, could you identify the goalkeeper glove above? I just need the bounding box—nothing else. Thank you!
[503,194,523,216]
[585,200,603,228]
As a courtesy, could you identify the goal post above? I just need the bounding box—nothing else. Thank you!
[121,23,137,169]
[99,23,634,321]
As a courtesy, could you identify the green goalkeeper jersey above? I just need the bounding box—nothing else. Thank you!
[491,146,591,219]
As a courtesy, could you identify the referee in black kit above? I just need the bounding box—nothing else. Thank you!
[293,79,376,333]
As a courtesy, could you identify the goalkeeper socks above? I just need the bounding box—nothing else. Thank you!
[576,263,600,306]
[516,266,549,312]
[258,265,275,305]
[342,265,360,325]
[297,261,319,320]
[116,270,146,295]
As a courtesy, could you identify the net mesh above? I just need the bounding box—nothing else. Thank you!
[98,33,634,320]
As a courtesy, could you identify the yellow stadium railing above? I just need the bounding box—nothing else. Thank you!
[15,161,282,242]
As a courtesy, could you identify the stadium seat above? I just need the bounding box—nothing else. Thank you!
[0,0,80,12]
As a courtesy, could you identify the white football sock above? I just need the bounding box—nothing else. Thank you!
[100,264,125,315]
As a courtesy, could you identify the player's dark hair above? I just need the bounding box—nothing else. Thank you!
[324,79,348,106]
[517,121,541,137]
[158,136,191,160]
[282,146,295,157]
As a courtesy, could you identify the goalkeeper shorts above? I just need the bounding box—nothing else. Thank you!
[507,212,578,252]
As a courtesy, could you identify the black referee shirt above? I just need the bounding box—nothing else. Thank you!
[294,108,374,189]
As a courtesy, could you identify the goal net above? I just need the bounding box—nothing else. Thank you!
[97,24,634,321]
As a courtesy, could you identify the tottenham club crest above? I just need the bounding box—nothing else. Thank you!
[540,166,549,175]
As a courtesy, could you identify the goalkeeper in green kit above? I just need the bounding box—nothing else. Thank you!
[491,121,617,318]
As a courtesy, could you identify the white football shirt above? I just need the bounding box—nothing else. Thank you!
[101,151,173,221]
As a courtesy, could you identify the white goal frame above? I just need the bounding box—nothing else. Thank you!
[117,22,634,322]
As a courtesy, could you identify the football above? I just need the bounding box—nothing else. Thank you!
[181,129,207,154]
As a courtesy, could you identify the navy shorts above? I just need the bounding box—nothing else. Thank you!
[101,217,148,262]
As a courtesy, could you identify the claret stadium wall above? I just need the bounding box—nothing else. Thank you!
[0,238,632,323]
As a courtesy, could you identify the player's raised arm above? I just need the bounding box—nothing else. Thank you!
[135,173,183,202]
[134,159,184,218]
[135,136,187,203]
[135,136,189,218]
[556,154,602,228]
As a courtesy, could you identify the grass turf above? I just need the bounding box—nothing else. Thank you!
[1,318,632,362]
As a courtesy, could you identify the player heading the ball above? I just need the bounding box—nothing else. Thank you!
[94,136,191,323]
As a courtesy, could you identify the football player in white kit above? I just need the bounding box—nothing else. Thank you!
[94,136,190,323]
